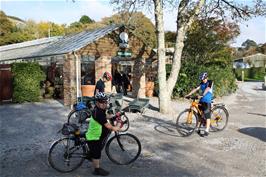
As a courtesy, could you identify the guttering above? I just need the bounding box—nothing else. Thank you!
[73,51,80,100]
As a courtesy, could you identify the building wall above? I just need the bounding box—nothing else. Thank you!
[63,30,154,106]
[78,31,151,97]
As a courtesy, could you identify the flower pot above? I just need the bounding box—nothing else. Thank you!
[146,81,154,97]
[81,85,95,97]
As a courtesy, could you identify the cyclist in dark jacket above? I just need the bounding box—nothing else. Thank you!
[86,92,120,176]
[94,72,112,96]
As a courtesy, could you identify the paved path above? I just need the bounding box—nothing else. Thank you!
[0,82,265,177]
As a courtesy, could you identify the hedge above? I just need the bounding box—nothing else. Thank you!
[11,62,45,103]
[234,67,265,81]
[154,63,237,98]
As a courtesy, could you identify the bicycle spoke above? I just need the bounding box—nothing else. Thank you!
[176,109,197,136]
[210,106,228,131]
[106,134,141,165]
[48,138,85,173]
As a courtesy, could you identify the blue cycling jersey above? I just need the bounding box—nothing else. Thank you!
[199,80,213,103]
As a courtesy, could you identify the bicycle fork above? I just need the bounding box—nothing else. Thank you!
[187,109,193,124]
[115,134,125,151]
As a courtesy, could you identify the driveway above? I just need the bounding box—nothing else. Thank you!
[0,82,265,177]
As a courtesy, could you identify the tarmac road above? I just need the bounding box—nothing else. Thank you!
[0,81,265,177]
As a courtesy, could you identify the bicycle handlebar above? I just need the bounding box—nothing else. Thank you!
[185,95,199,100]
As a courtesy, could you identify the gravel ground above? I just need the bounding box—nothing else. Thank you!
[0,81,265,177]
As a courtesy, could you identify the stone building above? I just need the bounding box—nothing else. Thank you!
[0,25,156,105]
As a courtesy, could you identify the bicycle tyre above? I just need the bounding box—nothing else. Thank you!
[48,137,85,173]
[210,106,229,132]
[119,113,130,132]
[105,133,141,165]
[67,109,91,126]
[176,109,198,137]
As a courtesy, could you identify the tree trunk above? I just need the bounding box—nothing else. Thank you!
[154,0,205,113]
[153,0,169,113]
[167,0,205,91]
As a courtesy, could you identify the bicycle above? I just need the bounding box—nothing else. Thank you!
[67,94,130,132]
[48,113,141,173]
[176,95,229,137]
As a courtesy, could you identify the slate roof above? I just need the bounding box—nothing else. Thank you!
[0,24,120,61]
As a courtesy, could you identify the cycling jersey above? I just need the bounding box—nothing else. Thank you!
[199,80,213,103]
[86,107,109,141]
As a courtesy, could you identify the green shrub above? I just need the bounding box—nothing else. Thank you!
[12,62,45,103]
[234,67,265,81]
[155,63,237,98]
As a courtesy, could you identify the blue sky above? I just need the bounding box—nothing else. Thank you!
[0,0,265,47]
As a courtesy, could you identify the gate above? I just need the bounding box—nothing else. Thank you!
[0,64,12,102]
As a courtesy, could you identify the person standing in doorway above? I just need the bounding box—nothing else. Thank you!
[122,72,130,96]
[113,69,122,93]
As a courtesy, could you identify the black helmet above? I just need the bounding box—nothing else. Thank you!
[199,72,208,81]
[95,92,108,101]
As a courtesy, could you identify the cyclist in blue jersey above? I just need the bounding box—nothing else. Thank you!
[185,72,213,136]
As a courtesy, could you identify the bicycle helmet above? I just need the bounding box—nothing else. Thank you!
[95,92,108,101]
[103,71,112,81]
[199,72,208,81]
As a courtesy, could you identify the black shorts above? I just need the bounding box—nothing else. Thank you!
[87,140,105,159]
[87,135,109,159]
[199,102,211,119]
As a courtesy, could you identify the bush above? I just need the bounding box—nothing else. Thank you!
[155,63,237,98]
[234,67,265,81]
[12,62,45,103]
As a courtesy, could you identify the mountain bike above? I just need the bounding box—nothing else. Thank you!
[176,95,229,137]
[48,113,141,173]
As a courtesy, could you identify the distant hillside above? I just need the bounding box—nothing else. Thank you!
[7,15,26,26]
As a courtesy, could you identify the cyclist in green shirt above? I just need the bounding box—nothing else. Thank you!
[86,92,120,176]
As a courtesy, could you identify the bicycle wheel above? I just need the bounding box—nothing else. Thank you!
[210,106,229,132]
[105,133,141,165]
[48,137,85,173]
[67,109,91,128]
[119,113,130,132]
[176,109,198,137]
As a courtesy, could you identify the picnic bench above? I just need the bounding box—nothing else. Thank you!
[128,98,149,114]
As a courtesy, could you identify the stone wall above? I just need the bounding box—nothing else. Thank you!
[63,29,154,106]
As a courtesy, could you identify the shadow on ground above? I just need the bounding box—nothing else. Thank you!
[238,127,266,142]
[247,112,266,117]
[141,115,181,137]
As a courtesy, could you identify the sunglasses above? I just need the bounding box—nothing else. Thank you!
[98,101,108,104]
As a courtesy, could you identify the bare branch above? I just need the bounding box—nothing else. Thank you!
[220,0,249,18]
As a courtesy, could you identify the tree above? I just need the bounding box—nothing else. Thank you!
[79,15,95,24]
[183,18,239,66]
[241,39,257,49]
[0,11,13,36]
[101,12,156,47]
[112,0,266,113]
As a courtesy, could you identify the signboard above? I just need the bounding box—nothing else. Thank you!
[117,51,132,57]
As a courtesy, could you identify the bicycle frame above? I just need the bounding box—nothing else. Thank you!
[187,99,203,124]
[188,98,225,126]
